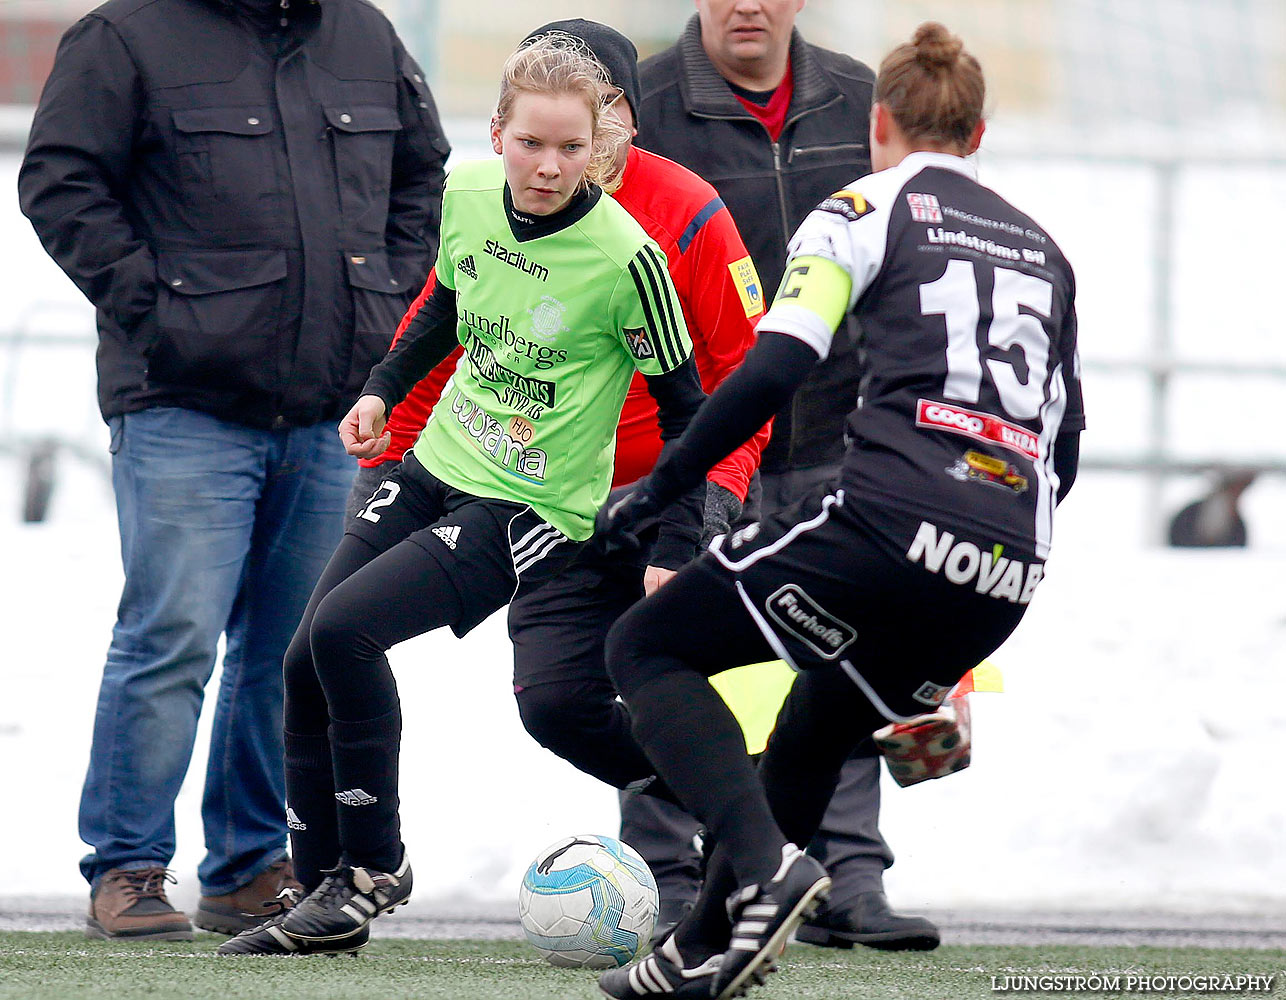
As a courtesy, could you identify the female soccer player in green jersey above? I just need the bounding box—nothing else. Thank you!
[218,31,707,957]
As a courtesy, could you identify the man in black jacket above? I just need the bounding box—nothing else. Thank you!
[628,0,940,951]
[19,0,448,941]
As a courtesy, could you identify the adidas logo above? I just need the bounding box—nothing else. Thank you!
[335,788,378,807]
[286,807,307,831]
[433,524,461,550]
[457,255,477,279]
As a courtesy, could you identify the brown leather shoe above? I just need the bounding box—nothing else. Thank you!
[87,867,195,940]
[194,858,304,935]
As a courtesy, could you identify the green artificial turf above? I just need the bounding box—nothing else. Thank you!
[0,933,1282,1000]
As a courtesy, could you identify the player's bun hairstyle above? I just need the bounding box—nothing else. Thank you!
[495,31,631,192]
[875,22,985,152]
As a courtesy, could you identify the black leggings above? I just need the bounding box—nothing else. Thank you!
[282,532,463,732]
[605,559,888,954]
[605,557,880,878]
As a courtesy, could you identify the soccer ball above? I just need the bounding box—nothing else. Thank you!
[518,834,659,969]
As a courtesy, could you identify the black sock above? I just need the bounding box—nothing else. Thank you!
[329,706,402,874]
[625,668,783,887]
[673,842,738,958]
[283,730,340,894]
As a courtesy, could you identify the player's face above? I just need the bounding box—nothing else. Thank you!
[492,91,594,216]
[696,0,805,77]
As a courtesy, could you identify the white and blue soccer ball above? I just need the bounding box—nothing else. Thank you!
[518,834,659,969]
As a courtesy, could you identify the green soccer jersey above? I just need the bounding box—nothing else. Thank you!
[412,159,692,540]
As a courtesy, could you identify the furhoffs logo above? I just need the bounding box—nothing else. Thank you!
[765,584,856,660]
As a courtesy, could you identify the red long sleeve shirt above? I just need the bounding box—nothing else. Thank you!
[361,145,770,501]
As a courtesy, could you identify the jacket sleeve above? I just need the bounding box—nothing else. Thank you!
[17,16,156,331]
[680,199,773,502]
[387,42,451,282]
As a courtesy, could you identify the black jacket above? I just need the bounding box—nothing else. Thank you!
[19,0,450,428]
[638,16,874,472]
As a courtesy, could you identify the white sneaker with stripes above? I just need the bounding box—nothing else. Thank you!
[713,844,830,999]
[279,854,412,942]
[598,933,722,998]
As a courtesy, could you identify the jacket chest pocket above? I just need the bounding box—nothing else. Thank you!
[325,105,401,233]
[788,141,869,164]
[171,107,277,218]
[342,248,415,389]
[152,248,288,393]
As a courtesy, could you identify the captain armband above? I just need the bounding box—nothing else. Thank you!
[772,255,853,332]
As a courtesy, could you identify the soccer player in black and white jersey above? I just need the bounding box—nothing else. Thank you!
[595,22,1084,1000]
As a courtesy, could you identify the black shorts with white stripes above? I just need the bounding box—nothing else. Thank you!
[347,452,581,637]
[611,482,1035,722]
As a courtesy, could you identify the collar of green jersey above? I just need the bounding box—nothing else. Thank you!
[503,183,602,243]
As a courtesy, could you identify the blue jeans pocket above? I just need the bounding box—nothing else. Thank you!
[108,415,125,456]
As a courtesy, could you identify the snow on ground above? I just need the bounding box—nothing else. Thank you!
[2,145,1286,916]
[3,457,1285,915]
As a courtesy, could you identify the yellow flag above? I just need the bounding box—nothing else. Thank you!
[710,661,796,755]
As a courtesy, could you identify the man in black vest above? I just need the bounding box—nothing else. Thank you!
[629,0,940,951]
[20,0,449,940]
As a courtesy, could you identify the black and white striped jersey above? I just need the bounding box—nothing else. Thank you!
[759,151,1084,558]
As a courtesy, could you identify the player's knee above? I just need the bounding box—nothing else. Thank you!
[282,627,313,690]
[515,683,604,754]
[604,611,654,700]
[307,591,379,682]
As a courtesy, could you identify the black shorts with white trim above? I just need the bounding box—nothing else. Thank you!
[346,452,581,637]
[627,482,1035,722]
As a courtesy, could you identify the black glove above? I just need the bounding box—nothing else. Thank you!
[593,483,662,556]
[699,481,744,549]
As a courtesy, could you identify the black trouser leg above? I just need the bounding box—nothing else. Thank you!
[618,789,702,909]
[513,678,656,787]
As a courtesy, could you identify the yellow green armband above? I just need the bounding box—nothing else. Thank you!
[773,255,853,331]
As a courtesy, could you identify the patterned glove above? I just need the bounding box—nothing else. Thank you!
[699,481,744,549]
[873,695,972,787]
[346,463,390,521]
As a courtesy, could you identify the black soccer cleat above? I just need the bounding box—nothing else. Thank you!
[713,844,830,999]
[280,853,412,942]
[216,888,368,956]
[598,933,724,998]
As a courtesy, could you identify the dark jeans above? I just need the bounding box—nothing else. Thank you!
[79,407,352,894]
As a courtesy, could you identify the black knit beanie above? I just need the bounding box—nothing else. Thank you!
[522,19,641,125]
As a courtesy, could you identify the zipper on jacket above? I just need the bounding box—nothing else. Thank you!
[770,141,792,270]
[789,141,868,163]
[773,93,846,470]
[696,95,849,470]
[770,139,802,468]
